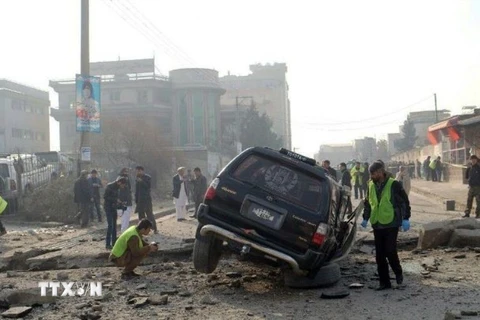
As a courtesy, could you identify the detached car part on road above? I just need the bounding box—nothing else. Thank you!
[193,147,363,287]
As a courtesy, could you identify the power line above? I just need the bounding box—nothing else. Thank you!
[294,95,434,127]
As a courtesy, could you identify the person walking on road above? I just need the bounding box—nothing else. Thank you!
[351,162,365,199]
[118,168,133,233]
[109,219,159,279]
[362,162,370,195]
[361,161,411,290]
[435,156,443,182]
[191,167,207,218]
[173,167,189,221]
[74,170,93,228]
[340,162,353,213]
[134,166,158,234]
[415,159,422,179]
[423,156,431,181]
[104,176,127,250]
[88,169,103,222]
[464,155,480,218]
[429,157,438,182]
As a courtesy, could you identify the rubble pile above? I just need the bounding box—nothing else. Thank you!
[417,218,480,249]
[23,177,77,223]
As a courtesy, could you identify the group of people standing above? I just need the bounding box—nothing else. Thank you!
[172,167,207,221]
[421,156,443,182]
[74,166,158,249]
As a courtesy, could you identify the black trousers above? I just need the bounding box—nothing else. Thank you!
[354,184,363,199]
[136,200,157,231]
[90,197,102,221]
[373,227,402,285]
[0,219,5,232]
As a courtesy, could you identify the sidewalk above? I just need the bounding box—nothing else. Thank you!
[410,179,468,211]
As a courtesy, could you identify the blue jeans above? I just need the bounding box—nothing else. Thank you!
[105,206,117,247]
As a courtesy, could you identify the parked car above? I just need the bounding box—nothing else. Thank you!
[193,147,363,287]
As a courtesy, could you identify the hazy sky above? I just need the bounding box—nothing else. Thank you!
[1,0,480,157]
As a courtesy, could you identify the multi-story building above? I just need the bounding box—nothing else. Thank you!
[0,79,50,153]
[406,110,450,146]
[220,63,291,149]
[50,59,226,180]
[314,144,354,167]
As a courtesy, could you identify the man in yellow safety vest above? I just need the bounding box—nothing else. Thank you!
[0,196,7,236]
[109,219,159,279]
[360,161,411,290]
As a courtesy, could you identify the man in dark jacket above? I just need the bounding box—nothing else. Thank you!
[135,166,158,233]
[74,170,93,228]
[423,156,431,181]
[464,155,480,218]
[361,161,411,290]
[340,162,352,212]
[118,168,133,233]
[322,160,337,181]
[191,167,207,218]
[104,176,127,249]
[362,162,370,194]
[88,169,103,222]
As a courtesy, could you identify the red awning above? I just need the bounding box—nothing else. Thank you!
[428,117,459,132]
[427,131,440,144]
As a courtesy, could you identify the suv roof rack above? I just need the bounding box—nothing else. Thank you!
[279,148,316,166]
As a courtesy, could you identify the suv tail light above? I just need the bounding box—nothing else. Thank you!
[204,178,220,200]
[10,179,16,191]
[312,223,328,246]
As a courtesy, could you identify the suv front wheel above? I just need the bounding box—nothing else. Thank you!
[193,226,223,274]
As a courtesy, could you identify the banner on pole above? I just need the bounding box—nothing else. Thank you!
[75,74,101,133]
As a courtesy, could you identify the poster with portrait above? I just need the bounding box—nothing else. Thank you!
[75,74,101,133]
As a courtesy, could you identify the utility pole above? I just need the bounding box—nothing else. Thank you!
[434,93,438,123]
[78,0,90,176]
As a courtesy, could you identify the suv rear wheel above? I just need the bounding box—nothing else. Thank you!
[284,263,341,288]
[193,226,223,274]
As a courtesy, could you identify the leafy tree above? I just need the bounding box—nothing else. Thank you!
[376,139,388,161]
[240,105,283,150]
[394,118,418,152]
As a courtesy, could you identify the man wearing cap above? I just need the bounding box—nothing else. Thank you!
[464,155,480,218]
[361,161,411,290]
[0,195,8,236]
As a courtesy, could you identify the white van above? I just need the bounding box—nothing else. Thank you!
[0,154,54,213]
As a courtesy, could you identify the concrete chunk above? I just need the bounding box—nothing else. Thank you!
[448,229,480,248]
[1,306,32,318]
[449,218,480,230]
[418,221,453,249]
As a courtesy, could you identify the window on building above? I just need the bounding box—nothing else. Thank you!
[25,104,33,113]
[11,99,25,111]
[24,130,34,140]
[178,93,188,146]
[12,128,23,138]
[36,132,46,141]
[137,90,148,104]
[110,91,121,101]
[35,106,44,115]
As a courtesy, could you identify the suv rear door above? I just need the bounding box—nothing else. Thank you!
[207,149,330,254]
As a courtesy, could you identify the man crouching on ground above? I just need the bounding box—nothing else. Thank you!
[109,219,159,279]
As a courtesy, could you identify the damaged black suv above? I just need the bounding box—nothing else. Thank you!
[193,147,362,286]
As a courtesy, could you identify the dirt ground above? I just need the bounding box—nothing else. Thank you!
[1,194,480,320]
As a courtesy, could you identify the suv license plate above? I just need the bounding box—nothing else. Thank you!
[246,203,281,229]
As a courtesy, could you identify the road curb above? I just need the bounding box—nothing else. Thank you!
[411,186,467,211]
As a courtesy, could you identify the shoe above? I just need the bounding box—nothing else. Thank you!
[177,218,186,222]
[375,283,392,291]
[463,211,470,218]
[396,274,403,285]
[106,245,112,250]
[121,273,133,280]
[0,230,6,237]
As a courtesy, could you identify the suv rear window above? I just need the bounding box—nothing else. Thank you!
[232,154,325,211]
